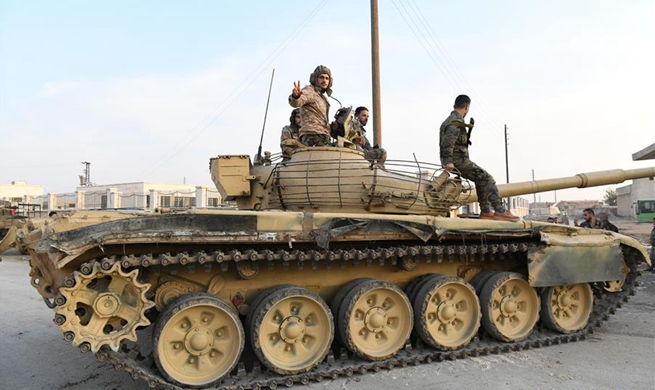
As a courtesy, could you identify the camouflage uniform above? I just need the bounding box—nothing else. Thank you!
[351,118,387,164]
[289,66,333,146]
[439,111,502,211]
[579,218,619,232]
[280,125,300,158]
[649,225,655,270]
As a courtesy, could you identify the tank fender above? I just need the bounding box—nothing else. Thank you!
[528,231,625,287]
[614,233,651,266]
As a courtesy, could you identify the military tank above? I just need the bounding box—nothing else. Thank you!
[11,148,654,389]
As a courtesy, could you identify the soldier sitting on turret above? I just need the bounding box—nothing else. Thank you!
[280,108,301,159]
[350,106,387,165]
[439,95,519,222]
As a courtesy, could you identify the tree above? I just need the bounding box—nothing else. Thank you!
[603,188,617,206]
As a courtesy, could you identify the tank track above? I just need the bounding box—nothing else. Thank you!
[54,243,639,390]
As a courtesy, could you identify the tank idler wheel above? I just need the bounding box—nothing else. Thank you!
[249,286,333,375]
[602,262,630,293]
[153,293,244,388]
[413,275,481,350]
[540,283,593,333]
[338,279,413,360]
[480,272,539,342]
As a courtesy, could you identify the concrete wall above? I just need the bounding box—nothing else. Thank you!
[616,178,655,218]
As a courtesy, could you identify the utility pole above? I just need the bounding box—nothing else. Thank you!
[531,169,536,204]
[370,0,382,147]
[504,125,510,210]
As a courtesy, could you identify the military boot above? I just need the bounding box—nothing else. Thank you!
[494,210,520,222]
[479,211,495,220]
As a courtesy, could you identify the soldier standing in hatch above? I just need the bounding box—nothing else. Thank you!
[351,106,387,165]
[439,95,519,222]
[280,108,301,159]
[289,65,334,146]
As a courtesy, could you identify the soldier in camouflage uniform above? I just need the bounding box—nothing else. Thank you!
[577,209,619,232]
[649,217,655,272]
[289,65,334,146]
[439,95,519,222]
[280,108,301,159]
[351,106,387,165]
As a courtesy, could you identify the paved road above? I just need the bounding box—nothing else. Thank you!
[1,255,653,390]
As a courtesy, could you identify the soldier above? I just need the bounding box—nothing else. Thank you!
[350,106,387,165]
[289,65,334,146]
[649,217,655,272]
[578,208,618,232]
[280,108,301,159]
[598,212,619,232]
[439,95,519,222]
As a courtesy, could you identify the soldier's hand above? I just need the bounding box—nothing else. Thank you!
[353,136,365,146]
[445,163,454,171]
[292,81,301,98]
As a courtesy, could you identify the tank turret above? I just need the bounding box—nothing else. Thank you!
[211,147,655,215]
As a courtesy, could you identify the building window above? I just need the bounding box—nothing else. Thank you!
[11,197,22,204]
[101,195,107,209]
[161,196,171,207]
[146,195,150,208]
[208,198,219,207]
[174,196,184,208]
[189,198,196,207]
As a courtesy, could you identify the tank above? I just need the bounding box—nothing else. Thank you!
[9,148,654,389]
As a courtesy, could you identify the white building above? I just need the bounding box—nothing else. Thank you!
[0,181,45,206]
[617,178,655,218]
[75,182,223,211]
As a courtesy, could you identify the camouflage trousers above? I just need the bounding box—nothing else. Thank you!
[300,134,331,147]
[453,157,502,211]
[364,147,387,164]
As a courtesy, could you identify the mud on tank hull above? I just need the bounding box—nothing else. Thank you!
[20,208,650,389]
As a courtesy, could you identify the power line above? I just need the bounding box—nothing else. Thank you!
[136,0,331,180]
[407,0,507,132]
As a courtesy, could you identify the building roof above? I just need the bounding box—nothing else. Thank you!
[632,143,655,161]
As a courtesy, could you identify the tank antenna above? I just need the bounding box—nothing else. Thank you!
[255,68,275,164]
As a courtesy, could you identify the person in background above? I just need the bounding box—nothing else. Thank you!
[598,212,619,233]
[48,211,58,220]
[649,217,655,272]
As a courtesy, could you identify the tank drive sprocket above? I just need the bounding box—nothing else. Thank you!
[55,261,154,353]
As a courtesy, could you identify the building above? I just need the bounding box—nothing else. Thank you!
[0,181,45,208]
[616,144,655,219]
[26,181,223,212]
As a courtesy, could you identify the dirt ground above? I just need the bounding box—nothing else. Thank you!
[613,217,653,247]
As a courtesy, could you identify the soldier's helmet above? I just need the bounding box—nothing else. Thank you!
[309,65,333,96]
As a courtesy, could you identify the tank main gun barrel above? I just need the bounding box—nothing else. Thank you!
[461,167,655,203]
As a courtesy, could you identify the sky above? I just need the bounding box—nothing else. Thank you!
[1,0,654,203]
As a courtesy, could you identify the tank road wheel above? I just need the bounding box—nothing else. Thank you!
[338,280,413,360]
[153,293,244,388]
[413,275,481,350]
[55,262,154,352]
[602,261,630,293]
[469,270,498,295]
[480,272,539,342]
[249,286,333,375]
[540,283,593,333]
